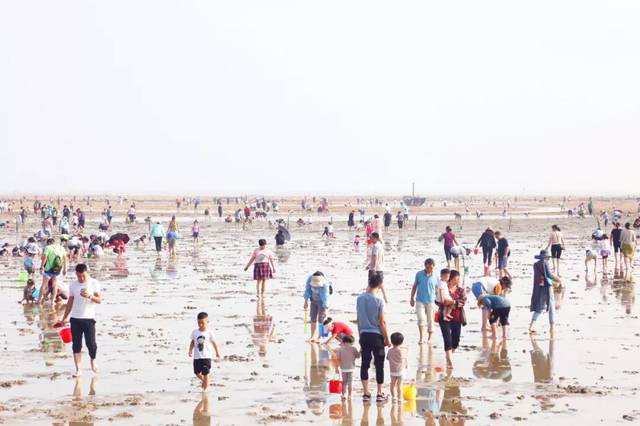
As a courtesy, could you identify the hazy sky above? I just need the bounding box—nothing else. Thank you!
[1,1,639,196]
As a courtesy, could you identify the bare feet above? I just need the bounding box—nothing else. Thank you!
[72,370,82,378]
[90,359,98,374]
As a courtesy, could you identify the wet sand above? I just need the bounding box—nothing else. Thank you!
[1,209,639,425]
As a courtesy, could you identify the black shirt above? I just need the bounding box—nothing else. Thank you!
[497,238,509,257]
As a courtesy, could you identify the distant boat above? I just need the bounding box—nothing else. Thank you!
[403,182,426,207]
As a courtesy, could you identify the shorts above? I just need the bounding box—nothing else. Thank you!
[498,257,508,269]
[600,249,610,258]
[43,270,60,279]
[341,371,353,388]
[622,243,635,258]
[489,307,510,326]
[25,266,35,274]
[193,358,212,376]
[368,270,384,282]
[192,232,199,238]
[309,301,326,323]
[551,244,563,259]
[415,301,434,332]
[613,242,621,253]
[336,332,349,341]
[253,262,273,280]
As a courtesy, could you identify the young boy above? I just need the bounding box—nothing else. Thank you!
[387,332,408,403]
[477,294,511,340]
[435,268,453,321]
[189,312,221,392]
[335,334,359,400]
[495,231,512,279]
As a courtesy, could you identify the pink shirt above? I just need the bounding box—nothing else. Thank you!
[387,346,408,373]
[253,248,274,264]
[443,231,456,247]
[337,345,360,371]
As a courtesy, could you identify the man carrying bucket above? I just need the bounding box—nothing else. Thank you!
[56,263,102,377]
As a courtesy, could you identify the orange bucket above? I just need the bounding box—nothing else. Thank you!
[329,403,343,419]
[59,327,72,344]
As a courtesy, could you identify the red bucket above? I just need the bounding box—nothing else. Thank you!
[329,378,343,394]
[59,327,72,344]
[473,247,479,255]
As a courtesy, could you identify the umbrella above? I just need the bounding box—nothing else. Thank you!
[108,233,130,244]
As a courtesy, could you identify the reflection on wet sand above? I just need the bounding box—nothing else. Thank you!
[37,304,66,355]
[193,393,212,426]
[530,337,554,384]
[304,343,329,416]
[472,337,512,382]
[248,298,275,356]
[69,376,97,426]
[360,401,385,426]
[275,246,290,263]
[415,345,440,418]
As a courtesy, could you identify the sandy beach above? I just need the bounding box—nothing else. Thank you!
[0,197,639,425]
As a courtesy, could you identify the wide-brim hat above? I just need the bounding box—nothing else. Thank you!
[534,250,551,260]
[311,275,325,287]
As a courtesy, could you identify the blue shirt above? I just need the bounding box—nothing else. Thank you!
[356,292,385,335]
[482,295,511,310]
[414,270,437,304]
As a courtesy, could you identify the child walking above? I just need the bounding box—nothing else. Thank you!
[335,334,359,400]
[387,332,408,403]
[189,312,221,392]
[192,220,200,245]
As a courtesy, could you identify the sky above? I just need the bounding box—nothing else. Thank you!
[1,1,639,196]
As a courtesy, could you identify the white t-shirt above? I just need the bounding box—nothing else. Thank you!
[69,278,101,319]
[191,329,216,359]
[370,241,384,271]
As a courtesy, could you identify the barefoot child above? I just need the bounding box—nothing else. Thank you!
[189,312,221,392]
[19,278,37,304]
[387,332,408,403]
[192,220,200,244]
[335,334,359,400]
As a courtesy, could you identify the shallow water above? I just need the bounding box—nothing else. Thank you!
[1,217,639,425]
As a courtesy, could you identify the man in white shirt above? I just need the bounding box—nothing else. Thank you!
[367,232,388,302]
[58,263,102,377]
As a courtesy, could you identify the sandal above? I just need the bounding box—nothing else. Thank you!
[376,393,389,402]
[362,393,371,401]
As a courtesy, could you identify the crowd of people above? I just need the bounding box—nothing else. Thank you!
[5,197,639,420]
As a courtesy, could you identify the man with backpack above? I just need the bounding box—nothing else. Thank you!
[37,237,67,305]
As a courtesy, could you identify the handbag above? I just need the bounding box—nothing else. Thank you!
[460,306,467,327]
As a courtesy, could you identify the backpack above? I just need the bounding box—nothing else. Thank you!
[50,252,63,274]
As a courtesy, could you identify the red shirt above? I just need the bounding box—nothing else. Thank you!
[332,321,353,336]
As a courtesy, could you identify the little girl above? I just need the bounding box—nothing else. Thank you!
[192,220,200,244]
[335,334,359,400]
[599,234,610,273]
[387,332,408,403]
[354,235,361,248]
